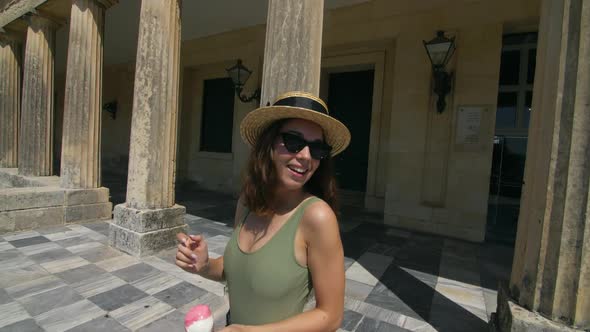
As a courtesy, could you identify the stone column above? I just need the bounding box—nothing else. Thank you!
[60,0,117,189]
[260,0,324,105]
[55,0,117,225]
[495,0,590,331]
[0,33,21,168]
[18,14,57,176]
[109,0,186,256]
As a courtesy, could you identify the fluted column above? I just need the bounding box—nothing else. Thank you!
[125,0,181,209]
[60,0,118,188]
[18,14,57,176]
[0,33,21,168]
[260,0,324,105]
[109,0,186,256]
[496,0,590,330]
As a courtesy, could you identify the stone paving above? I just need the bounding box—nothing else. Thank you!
[0,188,513,332]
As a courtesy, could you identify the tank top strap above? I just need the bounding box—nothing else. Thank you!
[241,208,250,226]
[283,196,321,239]
[237,197,320,236]
[232,206,250,244]
[297,196,321,219]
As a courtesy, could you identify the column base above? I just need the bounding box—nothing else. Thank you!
[491,282,584,332]
[0,176,112,233]
[109,203,187,256]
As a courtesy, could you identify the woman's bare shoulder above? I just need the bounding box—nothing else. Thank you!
[301,198,338,234]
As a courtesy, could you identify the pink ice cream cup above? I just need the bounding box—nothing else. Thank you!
[185,304,214,332]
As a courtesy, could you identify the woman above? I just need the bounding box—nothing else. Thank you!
[176,91,351,331]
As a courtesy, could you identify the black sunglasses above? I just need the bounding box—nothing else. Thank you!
[280,132,332,160]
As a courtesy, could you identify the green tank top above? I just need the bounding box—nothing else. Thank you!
[223,197,319,325]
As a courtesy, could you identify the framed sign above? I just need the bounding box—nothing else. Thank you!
[454,105,492,152]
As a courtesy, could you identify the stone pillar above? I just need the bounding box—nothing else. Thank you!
[60,0,117,189]
[109,0,186,256]
[55,0,117,225]
[260,0,324,105]
[18,14,57,176]
[0,33,21,168]
[495,0,590,331]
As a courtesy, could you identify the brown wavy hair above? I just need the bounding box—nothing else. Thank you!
[241,119,339,216]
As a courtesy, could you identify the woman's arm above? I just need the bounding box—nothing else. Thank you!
[175,197,248,282]
[221,200,345,332]
[175,233,225,281]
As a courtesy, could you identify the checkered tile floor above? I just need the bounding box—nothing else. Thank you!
[0,198,512,332]
[0,221,231,332]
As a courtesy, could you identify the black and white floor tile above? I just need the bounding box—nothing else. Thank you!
[0,192,512,332]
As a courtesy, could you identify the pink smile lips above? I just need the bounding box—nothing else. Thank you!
[185,305,214,332]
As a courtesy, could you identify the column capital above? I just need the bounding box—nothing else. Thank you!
[0,29,25,43]
[93,0,119,10]
[23,11,64,29]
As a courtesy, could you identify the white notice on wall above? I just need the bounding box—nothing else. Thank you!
[456,106,483,145]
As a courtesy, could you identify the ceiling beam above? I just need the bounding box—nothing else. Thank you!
[0,0,48,28]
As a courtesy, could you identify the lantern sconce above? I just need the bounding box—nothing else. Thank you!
[226,59,261,103]
[423,30,456,113]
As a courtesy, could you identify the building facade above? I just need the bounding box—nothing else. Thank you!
[73,0,541,244]
[0,0,588,330]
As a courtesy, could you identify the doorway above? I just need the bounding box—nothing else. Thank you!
[486,32,537,244]
[326,70,374,194]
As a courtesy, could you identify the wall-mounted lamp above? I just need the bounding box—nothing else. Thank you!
[102,100,117,119]
[423,30,456,113]
[226,59,260,103]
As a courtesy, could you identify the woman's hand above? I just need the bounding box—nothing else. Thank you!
[175,233,210,274]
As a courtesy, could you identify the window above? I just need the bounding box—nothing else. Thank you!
[496,33,537,133]
[200,77,235,153]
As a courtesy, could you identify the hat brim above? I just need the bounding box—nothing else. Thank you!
[240,105,351,156]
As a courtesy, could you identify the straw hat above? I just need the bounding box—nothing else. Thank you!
[240,91,351,156]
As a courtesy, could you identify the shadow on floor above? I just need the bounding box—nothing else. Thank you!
[341,221,498,331]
